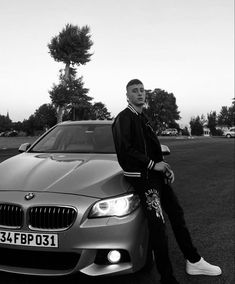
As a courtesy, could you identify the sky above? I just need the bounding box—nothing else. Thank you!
[0,0,234,127]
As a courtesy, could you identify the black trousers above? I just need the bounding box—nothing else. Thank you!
[126,173,200,281]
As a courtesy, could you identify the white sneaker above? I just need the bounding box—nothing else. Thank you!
[186,257,222,276]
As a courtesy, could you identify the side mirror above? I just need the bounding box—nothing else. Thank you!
[18,143,31,153]
[161,144,170,156]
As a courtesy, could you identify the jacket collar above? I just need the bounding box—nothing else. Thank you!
[127,104,139,116]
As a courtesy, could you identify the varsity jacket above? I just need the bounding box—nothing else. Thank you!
[112,104,163,178]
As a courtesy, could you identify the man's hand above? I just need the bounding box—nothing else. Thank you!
[153,161,171,173]
[153,161,175,184]
[165,168,175,184]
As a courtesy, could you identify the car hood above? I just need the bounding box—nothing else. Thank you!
[0,153,130,198]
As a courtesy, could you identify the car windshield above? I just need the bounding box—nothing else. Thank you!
[30,124,115,153]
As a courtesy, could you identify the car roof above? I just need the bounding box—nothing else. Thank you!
[58,120,114,126]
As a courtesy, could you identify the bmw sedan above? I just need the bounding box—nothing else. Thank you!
[0,120,169,277]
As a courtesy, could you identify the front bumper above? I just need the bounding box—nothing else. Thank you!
[0,191,149,276]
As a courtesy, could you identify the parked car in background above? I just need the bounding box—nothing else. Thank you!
[161,128,178,136]
[0,120,170,278]
[223,127,235,138]
[0,130,18,137]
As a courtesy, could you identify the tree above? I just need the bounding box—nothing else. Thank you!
[48,24,93,122]
[34,104,57,130]
[0,114,12,132]
[22,115,36,136]
[217,106,231,126]
[90,102,112,120]
[65,91,93,121]
[228,102,235,126]
[181,126,190,136]
[49,73,93,121]
[207,111,217,135]
[190,116,203,135]
[144,88,181,131]
[12,121,23,132]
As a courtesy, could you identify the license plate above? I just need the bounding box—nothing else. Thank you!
[0,230,58,248]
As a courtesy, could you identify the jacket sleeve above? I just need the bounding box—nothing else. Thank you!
[112,113,155,170]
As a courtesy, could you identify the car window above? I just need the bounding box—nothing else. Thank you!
[30,124,116,153]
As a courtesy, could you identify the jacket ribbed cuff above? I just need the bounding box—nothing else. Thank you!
[147,160,155,170]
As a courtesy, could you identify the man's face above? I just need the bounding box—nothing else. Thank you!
[126,83,146,107]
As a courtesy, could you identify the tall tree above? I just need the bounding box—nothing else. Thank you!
[144,88,180,131]
[207,111,217,135]
[228,102,235,126]
[190,116,204,135]
[217,106,231,126]
[48,24,93,122]
[0,114,12,132]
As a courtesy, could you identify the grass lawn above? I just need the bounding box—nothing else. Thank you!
[160,137,234,284]
[0,136,38,149]
[0,136,234,284]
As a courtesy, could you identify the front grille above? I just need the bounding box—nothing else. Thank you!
[0,203,23,228]
[28,206,77,230]
[0,247,80,270]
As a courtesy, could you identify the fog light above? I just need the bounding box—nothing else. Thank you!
[107,250,121,264]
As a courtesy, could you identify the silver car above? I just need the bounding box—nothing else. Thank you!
[0,120,169,277]
[223,127,235,138]
[161,128,178,136]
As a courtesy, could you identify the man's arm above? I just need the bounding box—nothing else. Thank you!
[112,114,155,170]
[112,113,175,183]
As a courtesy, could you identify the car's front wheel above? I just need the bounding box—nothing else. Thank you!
[226,134,232,138]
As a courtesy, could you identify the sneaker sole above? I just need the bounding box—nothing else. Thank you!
[186,269,222,276]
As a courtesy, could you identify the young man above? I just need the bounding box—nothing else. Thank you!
[112,79,222,284]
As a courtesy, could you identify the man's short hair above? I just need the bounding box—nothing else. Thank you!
[126,79,143,90]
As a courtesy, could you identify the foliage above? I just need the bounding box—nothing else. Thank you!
[0,114,12,132]
[12,121,24,132]
[144,88,181,131]
[189,116,204,135]
[64,101,112,121]
[207,111,217,135]
[214,129,224,136]
[49,73,91,107]
[48,24,93,66]
[63,95,93,121]
[33,104,57,130]
[217,105,235,127]
[20,104,57,136]
[90,102,112,120]
[181,127,190,136]
[48,24,93,122]
[22,115,36,136]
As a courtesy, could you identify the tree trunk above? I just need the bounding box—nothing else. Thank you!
[64,63,70,81]
[57,106,64,123]
[56,63,70,123]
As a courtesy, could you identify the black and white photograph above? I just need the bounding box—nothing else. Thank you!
[0,0,234,283]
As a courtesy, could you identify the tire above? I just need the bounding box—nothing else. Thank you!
[226,134,231,138]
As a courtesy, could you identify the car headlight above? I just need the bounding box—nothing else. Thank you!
[89,193,140,218]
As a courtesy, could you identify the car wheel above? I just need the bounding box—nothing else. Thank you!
[226,134,231,138]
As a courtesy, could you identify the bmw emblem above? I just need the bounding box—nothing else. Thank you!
[25,192,35,201]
